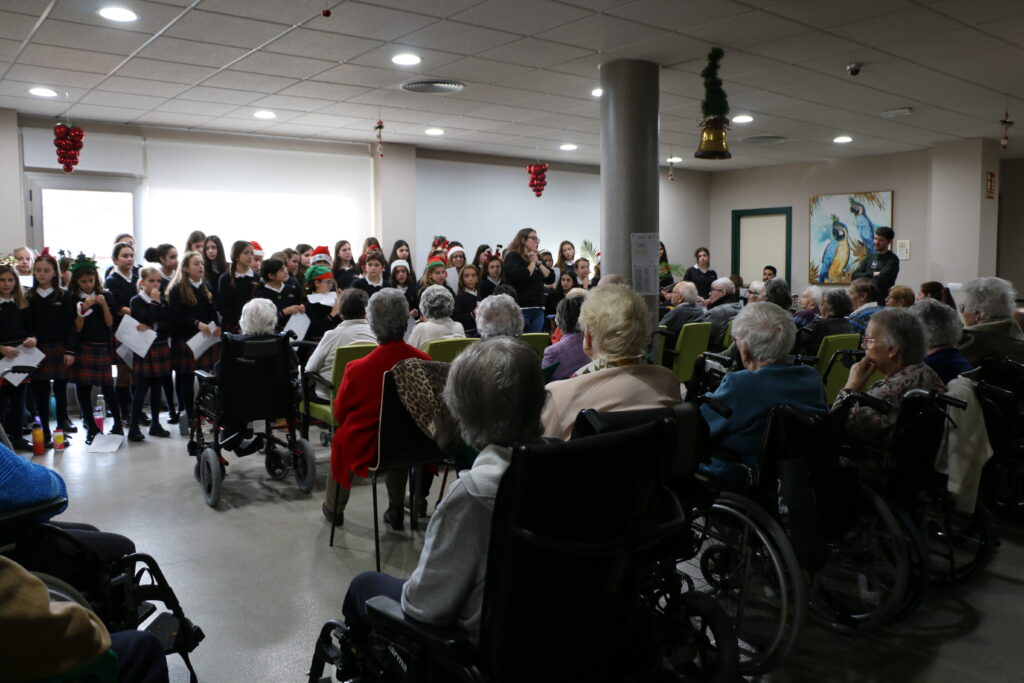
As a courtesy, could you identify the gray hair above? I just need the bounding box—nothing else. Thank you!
[443,337,545,449]
[822,288,853,318]
[730,302,795,364]
[579,284,651,360]
[763,277,792,310]
[476,294,523,339]
[963,277,1016,321]
[673,280,698,305]
[712,277,735,295]
[555,296,584,334]
[420,284,454,320]
[802,285,823,307]
[871,308,926,366]
[240,298,277,336]
[747,280,765,299]
[367,288,409,343]
[910,298,963,349]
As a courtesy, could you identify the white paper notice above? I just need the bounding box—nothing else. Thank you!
[0,344,46,386]
[115,343,135,367]
[187,321,221,360]
[89,433,124,453]
[115,315,157,357]
[283,312,311,340]
[631,232,660,296]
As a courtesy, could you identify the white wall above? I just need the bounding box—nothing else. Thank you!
[659,168,710,270]
[0,110,25,253]
[998,158,1024,293]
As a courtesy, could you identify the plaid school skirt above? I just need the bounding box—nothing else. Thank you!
[171,338,215,374]
[73,342,114,385]
[133,340,172,379]
[36,341,69,382]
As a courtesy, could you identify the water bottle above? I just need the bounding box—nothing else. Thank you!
[94,394,106,434]
[32,417,45,456]
[53,428,64,451]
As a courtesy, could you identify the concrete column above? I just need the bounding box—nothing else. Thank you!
[0,110,27,253]
[372,143,418,261]
[600,60,659,312]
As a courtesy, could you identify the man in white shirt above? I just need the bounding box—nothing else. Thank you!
[305,289,377,400]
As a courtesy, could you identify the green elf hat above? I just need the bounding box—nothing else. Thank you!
[305,264,334,282]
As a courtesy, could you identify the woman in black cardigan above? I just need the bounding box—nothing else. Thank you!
[683,247,717,301]
[502,228,553,333]
[217,240,257,334]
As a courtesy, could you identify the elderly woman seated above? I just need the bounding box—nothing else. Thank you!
[408,284,465,352]
[542,296,588,381]
[910,298,972,383]
[476,293,524,340]
[326,289,431,529]
[834,308,945,445]
[793,288,858,356]
[239,296,278,337]
[794,285,822,327]
[700,303,827,481]
[542,284,681,440]
[335,338,545,674]
[885,285,915,308]
[304,289,376,402]
[957,276,1024,365]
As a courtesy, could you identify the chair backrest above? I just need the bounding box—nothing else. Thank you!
[479,418,677,682]
[817,334,861,403]
[672,321,711,382]
[372,371,446,472]
[653,325,668,367]
[570,403,698,478]
[519,332,551,355]
[886,391,953,504]
[424,337,478,363]
[722,319,734,348]
[331,343,377,388]
[218,333,296,424]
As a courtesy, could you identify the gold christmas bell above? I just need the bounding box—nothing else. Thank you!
[695,119,731,160]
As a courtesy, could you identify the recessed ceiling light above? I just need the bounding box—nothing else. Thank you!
[29,87,57,98]
[253,110,276,120]
[98,7,137,21]
[560,143,578,151]
[833,135,853,144]
[392,53,421,66]
[424,128,444,136]
[666,156,682,163]
[732,114,753,124]
[591,88,603,97]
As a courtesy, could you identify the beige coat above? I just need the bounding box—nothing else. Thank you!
[542,364,682,440]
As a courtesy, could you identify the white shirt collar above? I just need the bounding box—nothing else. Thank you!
[0,296,13,304]
[114,268,133,283]
[190,279,204,288]
[264,282,284,293]
[235,268,255,278]
[139,291,156,304]
[363,275,383,286]
[35,287,54,298]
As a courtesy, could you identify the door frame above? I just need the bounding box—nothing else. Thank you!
[731,207,792,284]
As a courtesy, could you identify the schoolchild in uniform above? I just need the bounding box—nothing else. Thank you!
[217,241,258,334]
[351,250,388,297]
[104,241,139,426]
[302,265,340,344]
[0,263,36,450]
[127,268,172,442]
[167,251,219,436]
[144,244,180,424]
[255,258,303,331]
[453,264,481,337]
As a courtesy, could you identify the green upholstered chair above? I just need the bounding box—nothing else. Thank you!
[520,332,552,355]
[721,319,734,349]
[817,333,862,403]
[301,343,377,440]
[424,337,478,362]
[665,322,712,383]
[653,325,669,367]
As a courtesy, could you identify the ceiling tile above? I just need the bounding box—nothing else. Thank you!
[554,0,635,11]
[429,57,534,84]
[478,38,593,68]
[164,10,290,49]
[231,51,335,79]
[766,0,914,28]
[885,27,997,62]
[67,103,148,122]
[496,69,593,96]
[313,64,407,88]
[48,1,186,34]
[462,104,551,122]
[136,36,249,68]
[155,99,240,116]
[95,75,188,97]
[310,3,437,41]
[356,0,491,19]
[248,94,336,112]
[746,32,862,63]
[132,111,212,127]
[115,58,217,84]
[536,14,669,51]
[347,88,477,114]
[0,11,39,41]
[928,0,1024,24]
[347,44,464,72]
[31,20,149,55]
[288,113,366,128]
[837,7,964,47]
[222,106,306,122]
[678,11,808,47]
[451,0,592,35]
[446,82,534,105]
[263,28,383,62]
[203,70,299,93]
[253,123,334,137]
[6,64,107,88]
[397,21,520,55]
[608,0,752,31]
[975,14,1024,44]
[313,101,396,118]
[0,37,20,63]
[278,80,372,100]
[19,44,124,73]
[197,0,323,25]
[198,118,278,133]
[177,85,263,105]
[80,90,167,110]
[0,94,67,117]
[0,79,89,100]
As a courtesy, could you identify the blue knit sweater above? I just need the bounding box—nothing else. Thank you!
[0,442,67,520]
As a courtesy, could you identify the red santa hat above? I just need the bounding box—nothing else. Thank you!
[250,241,264,257]
[309,245,331,265]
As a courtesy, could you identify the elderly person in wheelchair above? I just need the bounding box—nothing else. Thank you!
[699,302,827,482]
[329,337,545,678]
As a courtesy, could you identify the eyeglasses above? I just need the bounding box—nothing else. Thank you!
[861,337,881,348]
[711,287,725,293]
[527,235,539,243]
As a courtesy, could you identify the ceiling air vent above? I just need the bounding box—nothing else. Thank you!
[742,135,788,144]
[401,79,465,94]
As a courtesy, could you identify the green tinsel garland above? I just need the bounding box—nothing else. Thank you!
[700,47,729,120]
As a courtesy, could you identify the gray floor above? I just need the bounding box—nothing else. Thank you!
[35,419,1024,682]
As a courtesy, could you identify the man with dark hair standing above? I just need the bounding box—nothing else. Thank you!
[853,227,899,305]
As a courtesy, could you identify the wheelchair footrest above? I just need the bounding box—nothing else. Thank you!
[145,612,182,653]
[137,600,157,623]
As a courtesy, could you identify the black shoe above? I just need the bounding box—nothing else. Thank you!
[9,438,31,451]
[128,429,146,442]
[138,413,151,426]
[42,439,53,450]
[167,412,180,425]
[149,423,171,438]
[322,503,344,526]
[61,423,78,434]
[110,424,124,436]
[85,430,98,445]
[383,507,404,531]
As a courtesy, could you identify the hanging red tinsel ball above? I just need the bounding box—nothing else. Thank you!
[53,122,84,173]
[322,8,331,16]
[526,163,548,197]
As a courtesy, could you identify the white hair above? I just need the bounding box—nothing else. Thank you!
[802,285,823,307]
[673,280,698,304]
[712,277,735,295]
[730,302,795,364]
[476,294,523,339]
[240,298,277,336]
[747,280,765,297]
[420,284,454,320]
[963,277,1016,321]
[910,298,963,349]
[368,289,409,343]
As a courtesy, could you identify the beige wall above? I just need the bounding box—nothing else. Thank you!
[659,168,710,271]
[0,110,26,253]
[998,159,1024,293]
[708,150,932,293]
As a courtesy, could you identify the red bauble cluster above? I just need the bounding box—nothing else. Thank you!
[53,124,85,173]
[527,163,548,197]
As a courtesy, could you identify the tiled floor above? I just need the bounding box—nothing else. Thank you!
[34,420,1024,682]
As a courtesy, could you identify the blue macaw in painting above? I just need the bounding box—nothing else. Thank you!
[849,197,876,257]
[819,214,850,284]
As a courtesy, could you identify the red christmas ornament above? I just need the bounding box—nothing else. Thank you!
[322,8,331,16]
[53,124,69,138]
[52,122,84,173]
[526,163,548,197]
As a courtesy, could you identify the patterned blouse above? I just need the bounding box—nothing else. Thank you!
[834,362,946,444]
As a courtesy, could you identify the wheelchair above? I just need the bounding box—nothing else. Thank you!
[308,417,740,683]
[974,356,1024,523]
[187,332,317,507]
[0,497,205,681]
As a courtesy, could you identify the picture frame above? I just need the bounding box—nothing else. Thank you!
[808,191,893,285]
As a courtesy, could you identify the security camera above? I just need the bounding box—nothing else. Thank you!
[847,62,863,77]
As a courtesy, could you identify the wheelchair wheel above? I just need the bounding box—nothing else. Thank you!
[921,500,995,587]
[292,438,316,493]
[666,592,739,683]
[33,571,91,608]
[187,416,204,456]
[200,447,223,507]
[319,430,331,447]
[265,448,288,480]
[679,492,803,676]
[890,508,928,624]
[807,482,907,633]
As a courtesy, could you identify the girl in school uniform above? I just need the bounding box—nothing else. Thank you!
[202,235,227,297]
[127,268,172,442]
[26,252,76,448]
[255,258,303,331]
[388,260,417,312]
[0,263,36,451]
[331,240,360,291]
[453,264,481,337]
[145,244,180,425]
[303,265,340,343]
[479,252,504,299]
[67,255,122,443]
[104,241,139,427]
[411,258,451,320]
[167,252,219,436]
[217,241,257,334]
[351,250,388,297]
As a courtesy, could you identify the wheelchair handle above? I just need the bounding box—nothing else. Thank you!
[977,381,1016,401]
[841,391,891,414]
[775,403,820,427]
[701,352,733,367]
[902,388,967,410]
[835,348,866,368]
[789,354,820,367]
[0,365,38,377]
[696,395,732,418]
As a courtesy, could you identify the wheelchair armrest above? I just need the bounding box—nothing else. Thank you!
[365,596,478,661]
[0,497,68,531]
[308,372,334,390]
[195,370,215,382]
[292,340,319,350]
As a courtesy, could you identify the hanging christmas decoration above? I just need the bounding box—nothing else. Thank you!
[321,0,331,16]
[374,119,384,158]
[53,123,85,173]
[667,158,676,181]
[527,163,548,197]
[1000,108,1014,150]
[695,47,731,160]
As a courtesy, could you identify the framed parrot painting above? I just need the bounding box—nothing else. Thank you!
[808,190,893,285]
